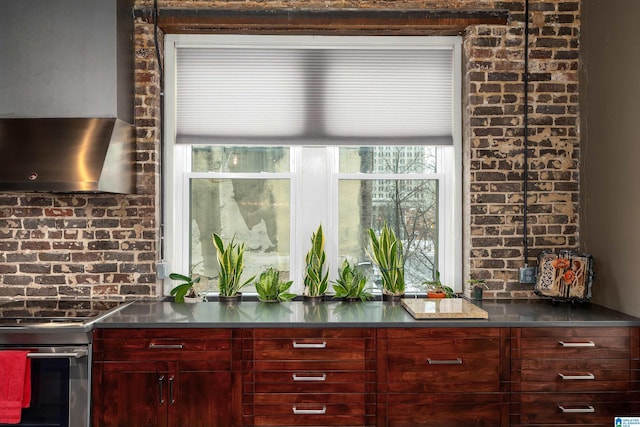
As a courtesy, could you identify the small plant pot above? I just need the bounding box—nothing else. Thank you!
[427,291,446,299]
[472,286,484,300]
[218,293,242,304]
[303,295,325,304]
[183,296,201,303]
[382,293,404,303]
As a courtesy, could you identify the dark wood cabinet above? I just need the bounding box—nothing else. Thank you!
[376,327,509,427]
[92,328,242,427]
[510,327,640,426]
[91,324,640,426]
[244,328,376,426]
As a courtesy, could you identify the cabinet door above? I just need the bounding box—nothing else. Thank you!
[92,361,169,427]
[174,360,239,427]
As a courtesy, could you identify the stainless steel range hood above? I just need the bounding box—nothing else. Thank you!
[0,118,134,193]
[0,0,136,194]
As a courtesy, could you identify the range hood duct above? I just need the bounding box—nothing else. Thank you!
[0,0,136,194]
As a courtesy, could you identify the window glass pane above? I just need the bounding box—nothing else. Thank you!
[189,178,290,293]
[192,146,290,173]
[339,146,437,174]
[338,179,438,293]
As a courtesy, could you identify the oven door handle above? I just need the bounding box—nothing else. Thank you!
[27,349,88,359]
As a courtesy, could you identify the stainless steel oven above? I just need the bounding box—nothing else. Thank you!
[0,299,132,427]
[0,346,89,427]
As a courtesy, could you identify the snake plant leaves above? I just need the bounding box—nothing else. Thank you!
[212,233,255,297]
[304,224,329,297]
[368,223,405,296]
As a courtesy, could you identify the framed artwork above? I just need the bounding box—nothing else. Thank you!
[534,250,594,302]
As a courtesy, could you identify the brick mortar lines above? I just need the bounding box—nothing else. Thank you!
[0,0,580,299]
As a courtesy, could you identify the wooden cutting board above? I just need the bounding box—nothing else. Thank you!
[401,298,488,319]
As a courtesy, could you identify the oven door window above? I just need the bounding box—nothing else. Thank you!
[0,358,69,427]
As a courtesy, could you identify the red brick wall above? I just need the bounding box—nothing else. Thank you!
[0,0,580,299]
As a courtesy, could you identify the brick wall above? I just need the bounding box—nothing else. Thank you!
[0,0,580,299]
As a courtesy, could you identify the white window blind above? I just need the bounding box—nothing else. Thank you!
[175,35,457,145]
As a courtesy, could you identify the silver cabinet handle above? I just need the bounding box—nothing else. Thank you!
[293,373,327,382]
[558,405,595,413]
[558,341,595,348]
[427,358,463,365]
[292,405,327,415]
[149,343,184,349]
[169,375,176,405]
[559,373,595,380]
[158,375,165,405]
[292,341,326,349]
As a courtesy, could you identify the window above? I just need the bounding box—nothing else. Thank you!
[164,35,462,295]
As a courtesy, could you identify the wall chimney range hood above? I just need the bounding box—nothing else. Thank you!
[0,0,136,194]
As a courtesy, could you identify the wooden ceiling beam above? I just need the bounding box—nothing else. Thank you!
[135,8,510,35]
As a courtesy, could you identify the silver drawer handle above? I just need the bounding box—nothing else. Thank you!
[558,405,595,413]
[293,373,327,382]
[149,343,184,349]
[292,405,327,415]
[292,341,326,349]
[558,341,595,348]
[559,373,595,380]
[427,358,463,365]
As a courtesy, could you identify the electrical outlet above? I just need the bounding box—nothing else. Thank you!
[156,261,169,280]
[519,266,537,284]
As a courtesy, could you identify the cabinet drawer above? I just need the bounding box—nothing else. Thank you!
[253,328,371,362]
[515,392,637,425]
[254,370,366,384]
[93,328,232,361]
[520,358,631,392]
[518,327,630,359]
[381,330,501,392]
[387,405,503,427]
[254,371,367,393]
[254,338,366,361]
[253,399,366,426]
[254,359,366,371]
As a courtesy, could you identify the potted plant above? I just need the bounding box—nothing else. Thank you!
[422,271,455,298]
[332,259,374,301]
[212,232,255,302]
[467,276,488,300]
[254,268,296,302]
[368,223,405,299]
[169,262,203,303]
[303,224,328,300]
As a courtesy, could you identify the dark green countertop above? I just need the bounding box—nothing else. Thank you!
[95,298,640,328]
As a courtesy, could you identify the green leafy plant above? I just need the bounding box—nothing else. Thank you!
[212,233,255,297]
[333,259,374,301]
[255,268,296,302]
[422,271,456,298]
[303,224,329,297]
[467,276,488,299]
[368,223,405,297]
[467,276,488,290]
[169,271,201,303]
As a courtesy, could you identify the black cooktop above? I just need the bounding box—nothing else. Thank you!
[0,299,127,324]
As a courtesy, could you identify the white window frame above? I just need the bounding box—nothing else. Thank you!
[163,35,462,296]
